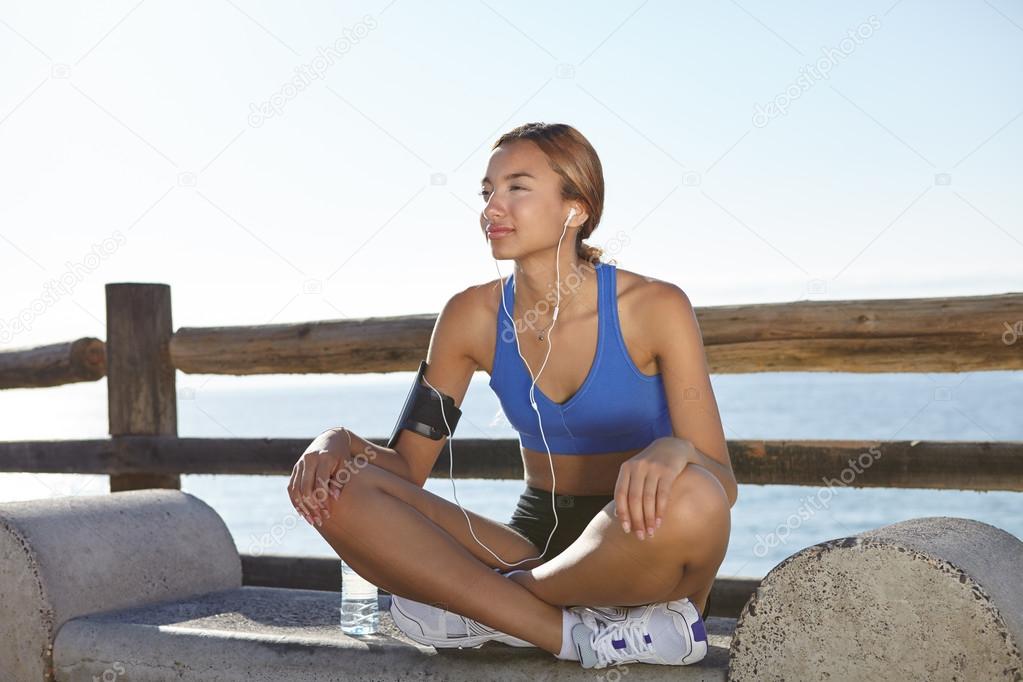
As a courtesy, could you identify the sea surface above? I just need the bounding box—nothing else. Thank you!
[1,370,1020,578]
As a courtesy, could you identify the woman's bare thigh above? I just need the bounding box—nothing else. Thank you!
[345,462,546,570]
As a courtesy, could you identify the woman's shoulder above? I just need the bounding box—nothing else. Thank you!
[463,276,506,317]
[612,264,682,304]
[440,277,505,367]
[610,265,690,342]
[443,276,504,315]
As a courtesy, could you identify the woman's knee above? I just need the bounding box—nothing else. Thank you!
[324,460,389,516]
[676,463,728,502]
[664,465,730,531]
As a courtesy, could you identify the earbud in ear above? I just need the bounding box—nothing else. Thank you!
[567,207,577,222]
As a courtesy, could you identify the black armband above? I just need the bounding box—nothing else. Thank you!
[386,360,462,449]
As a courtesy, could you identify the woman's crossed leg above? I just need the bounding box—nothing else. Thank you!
[305,454,565,652]
[302,433,729,653]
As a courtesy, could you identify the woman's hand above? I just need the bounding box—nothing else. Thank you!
[288,427,353,526]
[614,437,691,541]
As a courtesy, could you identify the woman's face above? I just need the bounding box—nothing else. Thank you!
[479,140,576,256]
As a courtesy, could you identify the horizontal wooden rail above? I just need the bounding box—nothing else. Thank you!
[3,292,1020,389]
[0,337,105,389]
[168,292,1023,375]
[1,436,1020,491]
[238,552,761,619]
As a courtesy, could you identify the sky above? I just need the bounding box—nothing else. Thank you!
[1,0,1021,367]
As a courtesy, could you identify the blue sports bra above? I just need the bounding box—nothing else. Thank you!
[488,261,674,455]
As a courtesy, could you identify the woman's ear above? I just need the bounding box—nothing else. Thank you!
[570,205,589,227]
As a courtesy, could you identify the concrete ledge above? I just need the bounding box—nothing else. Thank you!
[0,490,242,681]
[53,586,735,681]
[729,517,1023,680]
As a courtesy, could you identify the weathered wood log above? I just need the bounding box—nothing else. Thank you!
[170,314,437,375]
[0,337,105,389]
[0,436,1020,491]
[105,283,180,491]
[2,293,1019,386]
[167,292,1023,375]
[727,439,1023,490]
[0,436,523,478]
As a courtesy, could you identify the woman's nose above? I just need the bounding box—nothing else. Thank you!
[482,193,507,218]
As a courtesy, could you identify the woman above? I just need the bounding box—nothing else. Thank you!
[287,122,736,671]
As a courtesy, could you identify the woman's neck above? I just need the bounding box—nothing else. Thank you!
[511,257,599,318]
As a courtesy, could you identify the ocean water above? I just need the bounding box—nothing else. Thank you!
[1,370,1021,578]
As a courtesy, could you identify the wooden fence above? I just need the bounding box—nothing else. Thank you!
[1,283,1021,615]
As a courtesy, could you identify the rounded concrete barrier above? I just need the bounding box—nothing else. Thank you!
[729,517,1023,681]
[0,489,242,681]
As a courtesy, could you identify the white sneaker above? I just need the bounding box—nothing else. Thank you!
[569,598,708,669]
[389,593,536,649]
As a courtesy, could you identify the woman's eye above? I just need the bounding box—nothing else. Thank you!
[478,186,525,200]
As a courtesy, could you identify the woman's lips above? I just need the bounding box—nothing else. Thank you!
[487,227,514,239]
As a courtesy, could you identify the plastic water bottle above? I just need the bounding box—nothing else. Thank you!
[340,560,379,635]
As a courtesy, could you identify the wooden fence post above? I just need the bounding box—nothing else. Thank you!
[105,283,180,491]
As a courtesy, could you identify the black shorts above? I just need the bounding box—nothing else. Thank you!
[505,484,713,621]
[506,484,615,560]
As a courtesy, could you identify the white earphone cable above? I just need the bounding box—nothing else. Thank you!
[421,207,577,567]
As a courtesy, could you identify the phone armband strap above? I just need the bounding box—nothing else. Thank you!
[386,360,462,449]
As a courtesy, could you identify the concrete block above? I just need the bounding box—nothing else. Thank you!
[0,489,242,681]
[729,517,1023,681]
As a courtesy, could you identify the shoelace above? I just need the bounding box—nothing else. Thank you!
[579,609,654,667]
